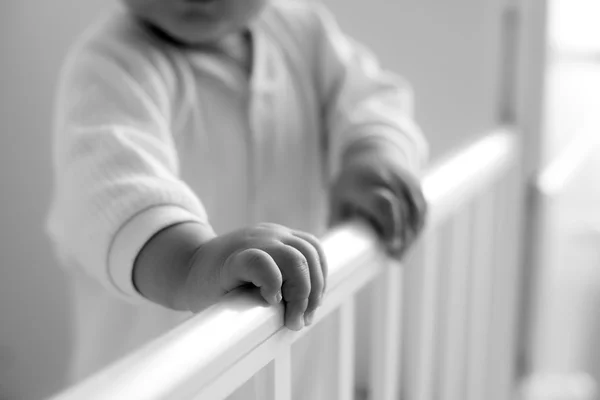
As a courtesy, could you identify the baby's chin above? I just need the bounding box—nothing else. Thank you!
[170,27,231,46]
[152,18,240,47]
[124,0,267,46]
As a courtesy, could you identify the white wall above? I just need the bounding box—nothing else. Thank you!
[0,2,112,399]
[0,1,505,399]
[324,0,505,160]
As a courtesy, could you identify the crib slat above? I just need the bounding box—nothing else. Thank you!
[192,342,276,400]
[253,348,292,400]
[370,262,403,400]
[252,349,292,400]
[252,365,272,400]
[439,210,472,400]
[488,171,522,400]
[194,336,292,400]
[400,243,424,400]
[338,298,356,400]
[465,191,495,400]
[274,349,292,400]
[414,231,440,400]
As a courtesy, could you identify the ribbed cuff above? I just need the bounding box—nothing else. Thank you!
[107,205,212,304]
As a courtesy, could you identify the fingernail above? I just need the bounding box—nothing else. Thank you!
[268,291,282,305]
[305,311,315,326]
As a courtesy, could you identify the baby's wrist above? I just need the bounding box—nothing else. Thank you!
[133,222,217,311]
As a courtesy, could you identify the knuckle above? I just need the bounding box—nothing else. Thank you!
[242,250,282,285]
[311,278,324,295]
[288,249,309,272]
[298,239,320,260]
[284,289,310,302]
[256,222,285,232]
[291,287,311,301]
[241,248,268,267]
[251,223,293,242]
[285,265,311,296]
[239,231,274,249]
[285,299,309,316]
[289,260,310,283]
[302,232,320,245]
[238,228,259,246]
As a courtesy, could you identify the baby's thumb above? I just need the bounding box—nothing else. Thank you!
[225,248,283,305]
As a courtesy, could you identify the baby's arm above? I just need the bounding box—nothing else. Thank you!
[49,47,212,303]
[303,3,429,255]
[49,44,324,329]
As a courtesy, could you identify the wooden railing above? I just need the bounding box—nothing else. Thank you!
[50,129,520,400]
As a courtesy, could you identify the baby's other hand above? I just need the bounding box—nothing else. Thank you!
[183,223,327,331]
[330,150,427,258]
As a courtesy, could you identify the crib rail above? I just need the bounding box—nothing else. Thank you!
[50,128,520,400]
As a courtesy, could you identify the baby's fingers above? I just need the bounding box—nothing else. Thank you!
[370,187,402,243]
[225,248,283,305]
[393,171,428,236]
[294,230,329,293]
[284,234,325,326]
[268,245,311,331]
[347,188,407,256]
[340,187,399,240]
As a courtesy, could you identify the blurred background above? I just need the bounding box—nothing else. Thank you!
[0,0,598,399]
[522,0,600,397]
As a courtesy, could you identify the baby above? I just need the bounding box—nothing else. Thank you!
[47,0,428,397]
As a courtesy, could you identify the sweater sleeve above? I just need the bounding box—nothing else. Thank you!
[308,3,429,177]
[47,44,214,304]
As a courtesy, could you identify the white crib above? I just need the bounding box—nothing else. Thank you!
[50,129,522,400]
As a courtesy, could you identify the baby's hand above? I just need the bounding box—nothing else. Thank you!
[330,150,427,258]
[182,223,327,331]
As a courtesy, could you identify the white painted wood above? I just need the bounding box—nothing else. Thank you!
[465,191,495,400]
[488,170,523,400]
[423,129,516,228]
[399,242,425,400]
[252,364,274,400]
[506,149,527,400]
[414,231,440,400]
[275,349,293,400]
[370,262,403,400]
[338,298,356,400]
[439,210,472,400]
[244,349,293,400]
[231,349,291,400]
[192,330,286,400]
[491,173,515,400]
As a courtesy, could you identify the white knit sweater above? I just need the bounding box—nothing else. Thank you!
[47,0,427,395]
